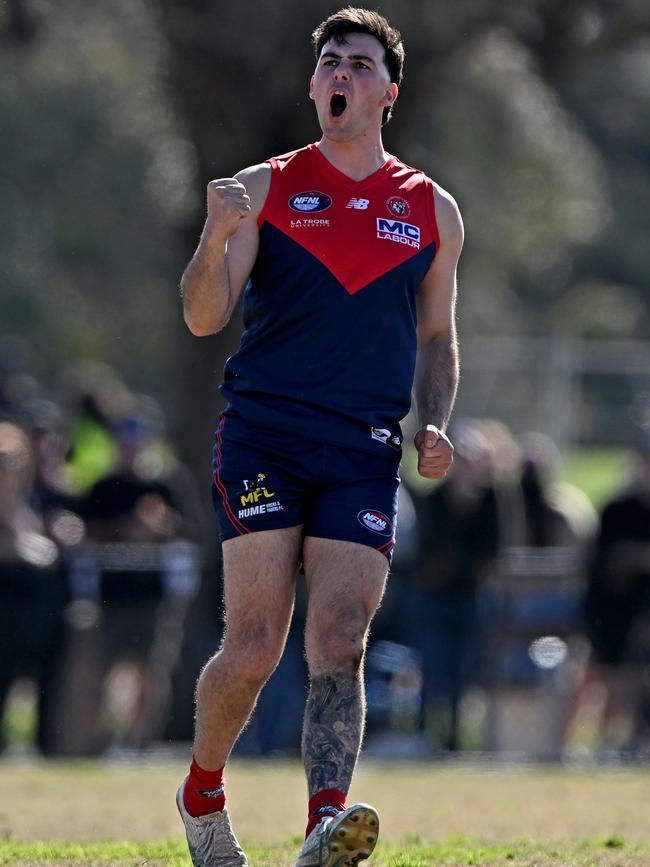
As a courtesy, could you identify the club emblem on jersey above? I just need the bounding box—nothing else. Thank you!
[357,509,393,536]
[386,196,411,218]
[289,191,332,212]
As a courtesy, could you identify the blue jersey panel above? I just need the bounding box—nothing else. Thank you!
[221,223,435,453]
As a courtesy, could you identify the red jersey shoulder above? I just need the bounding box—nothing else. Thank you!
[260,145,332,227]
[268,145,312,172]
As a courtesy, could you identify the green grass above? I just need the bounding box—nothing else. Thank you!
[2,760,649,865]
[2,835,650,867]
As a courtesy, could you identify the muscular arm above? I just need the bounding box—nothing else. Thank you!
[180,163,271,336]
[413,186,464,478]
[414,322,459,431]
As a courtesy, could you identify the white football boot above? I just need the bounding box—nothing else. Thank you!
[295,804,380,867]
[176,781,248,867]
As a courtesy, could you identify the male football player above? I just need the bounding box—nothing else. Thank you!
[177,8,463,867]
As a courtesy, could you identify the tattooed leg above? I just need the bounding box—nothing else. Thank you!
[302,671,365,796]
[301,537,388,800]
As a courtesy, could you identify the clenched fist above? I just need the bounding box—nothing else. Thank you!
[414,424,454,480]
[206,178,251,238]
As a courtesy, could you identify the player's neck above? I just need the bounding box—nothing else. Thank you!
[316,136,388,182]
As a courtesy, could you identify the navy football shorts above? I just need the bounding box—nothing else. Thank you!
[211,412,400,562]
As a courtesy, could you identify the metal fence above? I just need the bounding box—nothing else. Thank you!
[456,337,650,448]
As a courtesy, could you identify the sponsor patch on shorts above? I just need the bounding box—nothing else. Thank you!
[370,426,402,450]
[357,509,393,536]
[237,471,284,518]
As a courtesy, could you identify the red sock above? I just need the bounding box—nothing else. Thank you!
[306,788,347,837]
[183,756,226,817]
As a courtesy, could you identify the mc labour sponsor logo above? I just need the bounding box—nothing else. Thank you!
[376,218,421,249]
[357,509,393,536]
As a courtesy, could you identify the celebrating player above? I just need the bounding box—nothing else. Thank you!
[176,8,463,867]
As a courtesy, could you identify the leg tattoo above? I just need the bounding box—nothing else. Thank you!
[302,672,365,797]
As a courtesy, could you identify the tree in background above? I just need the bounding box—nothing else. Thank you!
[2,0,649,495]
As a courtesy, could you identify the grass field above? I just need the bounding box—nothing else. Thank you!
[0,757,649,866]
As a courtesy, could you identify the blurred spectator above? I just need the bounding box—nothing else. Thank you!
[415,422,501,751]
[476,419,525,549]
[59,400,201,753]
[519,433,595,549]
[569,440,650,752]
[487,432,596,757]
[25,399,84,529]
[0,334,38,424]
[61,361,133,494]
[0,421,67,754]
[81,410,183,542]
[497,434,596,642]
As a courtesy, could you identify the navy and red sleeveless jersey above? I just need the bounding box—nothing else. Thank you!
[220,142,439,454]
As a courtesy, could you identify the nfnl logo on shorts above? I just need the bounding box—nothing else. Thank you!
[376,218,420,249]
[289,191,332,212]
[357,509,393,536]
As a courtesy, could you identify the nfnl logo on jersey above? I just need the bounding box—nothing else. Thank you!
[376,218,421,250]
[289,191,332,212]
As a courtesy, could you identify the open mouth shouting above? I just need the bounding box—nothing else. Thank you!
[329,90,348,118]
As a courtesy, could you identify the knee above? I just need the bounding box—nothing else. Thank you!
[219,622,285,684]
[306,608,368,676]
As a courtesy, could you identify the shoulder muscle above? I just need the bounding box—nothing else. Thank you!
[234,162,272,220]
[433,183,464,259]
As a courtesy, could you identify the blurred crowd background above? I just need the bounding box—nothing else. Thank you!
[1,0,649,761]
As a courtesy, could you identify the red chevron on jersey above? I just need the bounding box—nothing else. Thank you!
[258,143,439,296]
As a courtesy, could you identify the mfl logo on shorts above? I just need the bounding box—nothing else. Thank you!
[376,218,420,249]
[289,191,332,212]
[357,509,393,536]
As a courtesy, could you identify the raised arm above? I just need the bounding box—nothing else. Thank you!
[180,163,271,336]
[413,185,464,479]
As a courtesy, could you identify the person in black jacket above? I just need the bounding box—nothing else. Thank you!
[416,423,500,750]
[581,441,650,750]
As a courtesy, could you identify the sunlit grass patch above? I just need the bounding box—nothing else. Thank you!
[2,835,650,867]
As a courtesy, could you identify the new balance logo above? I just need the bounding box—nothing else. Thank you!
[346,198,369,210]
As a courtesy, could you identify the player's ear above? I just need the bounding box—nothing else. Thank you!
[382,83,398,107]
[309,75,315,100]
